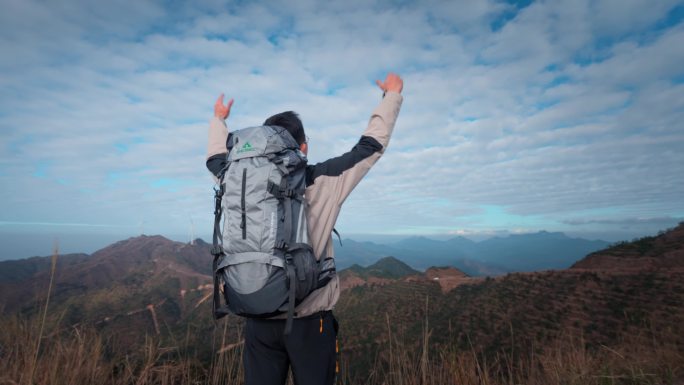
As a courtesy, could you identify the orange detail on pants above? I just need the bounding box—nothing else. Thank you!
[335,340,339,373]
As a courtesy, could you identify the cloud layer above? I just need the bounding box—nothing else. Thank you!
[1,0,683,254]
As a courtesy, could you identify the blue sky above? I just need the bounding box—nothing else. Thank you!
[1,0,683,259]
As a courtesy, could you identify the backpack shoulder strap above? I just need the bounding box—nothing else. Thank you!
[211,179,230,319]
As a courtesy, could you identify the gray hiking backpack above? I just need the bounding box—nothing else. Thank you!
[210,125,335,333]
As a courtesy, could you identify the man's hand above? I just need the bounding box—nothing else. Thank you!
[376,73,403,94]
[214,94,234,120]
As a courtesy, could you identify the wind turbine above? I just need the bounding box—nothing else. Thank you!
[189,216,195,245]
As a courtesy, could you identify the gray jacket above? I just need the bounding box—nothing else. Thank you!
[206,91,403,317]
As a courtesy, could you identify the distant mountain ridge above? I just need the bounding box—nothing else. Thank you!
[1,231,610,283]
[334,231,609,274]
[0,252,90,284]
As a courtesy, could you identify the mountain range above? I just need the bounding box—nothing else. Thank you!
[333,231,609,274]
[1,224,682,381]
[334,224,684,376]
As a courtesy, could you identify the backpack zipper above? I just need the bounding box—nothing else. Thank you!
[240,168,247,239]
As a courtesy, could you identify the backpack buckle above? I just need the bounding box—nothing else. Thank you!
[213,185,224,214]
[268,181,288,198]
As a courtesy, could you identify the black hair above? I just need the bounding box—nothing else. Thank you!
[263,111,306,145]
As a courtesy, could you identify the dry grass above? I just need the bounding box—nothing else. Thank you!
[0,315,244,385]
[1,311,682,385]
[1,251,681,385]
[334,302,684,385]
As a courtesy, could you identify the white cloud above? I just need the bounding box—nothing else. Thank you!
[1,0,683,257]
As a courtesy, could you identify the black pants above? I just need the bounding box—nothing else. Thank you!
[244,311,338,385]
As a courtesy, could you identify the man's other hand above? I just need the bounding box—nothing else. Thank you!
[376,73,403,94]
[214,94,234,120]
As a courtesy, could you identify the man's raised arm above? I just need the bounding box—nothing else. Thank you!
[305,73,404,204]
[368,73,404,149]
[206,94,234,179]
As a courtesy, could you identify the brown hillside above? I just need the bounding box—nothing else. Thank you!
[340,264,476,293]
[0,235,221,354]
[336,226,684,376]
[339,269,394,290]
[423,266,479,292]
[0,235,213,317]
[337,268,684,377]
[572,223,684,270]
[339,270,370,290]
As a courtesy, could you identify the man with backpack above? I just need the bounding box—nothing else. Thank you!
[205,72,403,385]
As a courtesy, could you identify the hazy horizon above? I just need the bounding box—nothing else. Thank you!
[1,224,675,262]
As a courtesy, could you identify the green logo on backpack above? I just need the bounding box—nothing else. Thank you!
[236,141,255,154]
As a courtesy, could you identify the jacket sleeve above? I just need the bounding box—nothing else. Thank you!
[206,116,229,179]
[306,91,403,205]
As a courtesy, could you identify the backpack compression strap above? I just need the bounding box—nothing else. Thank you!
[284,254,297,335]
[211,183,231,320]
[269,180,305,335]
[281,192,297,335]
